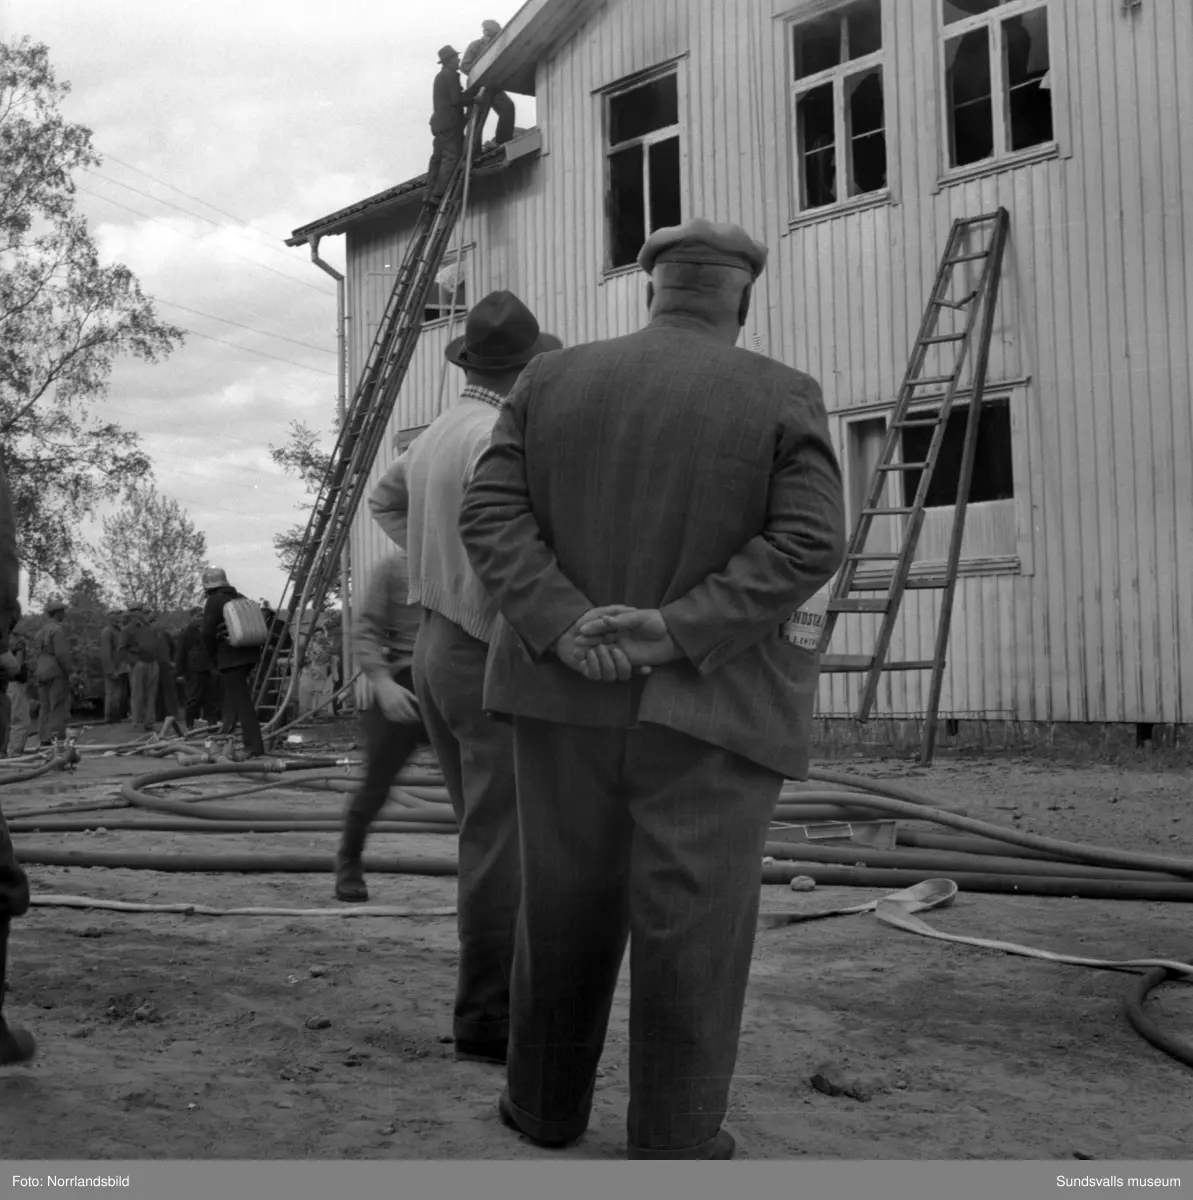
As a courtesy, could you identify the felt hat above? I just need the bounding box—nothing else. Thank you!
[444,290,561,373]
[438,45,460,63]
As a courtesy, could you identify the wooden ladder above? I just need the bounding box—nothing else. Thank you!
[817,207,1011,764]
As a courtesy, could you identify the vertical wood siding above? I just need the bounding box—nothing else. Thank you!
[343,0,1192,725]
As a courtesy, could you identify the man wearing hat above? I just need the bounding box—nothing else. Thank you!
[201,567,265,759]
[0,459,36,1066]
[34,596,72,746]
[369,291,561,1067]
[425,45,480,208]
[459,219,846,1158]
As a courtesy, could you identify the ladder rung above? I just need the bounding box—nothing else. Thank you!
[882,660,937,672]
[920,332,967,345]
[895,416,941,428]
[944,250,989,264]
[848,552,904,561]
[827,598,890,614]
[935,291,978,310]
[877,461,928,471]
[957,211,1003,226]
[908,375,956,386]
[820,655,874,671]
[861,506,914,516]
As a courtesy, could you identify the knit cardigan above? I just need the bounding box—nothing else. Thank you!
[368,399,503,645]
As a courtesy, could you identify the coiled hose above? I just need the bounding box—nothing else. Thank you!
[4,758,1190,1068]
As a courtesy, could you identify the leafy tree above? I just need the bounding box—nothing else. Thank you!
[269,418,341,603]
[98,484,208,612]
[0,36,184,595]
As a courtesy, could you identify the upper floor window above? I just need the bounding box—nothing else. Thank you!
[424,256,467,325]
[790,0,888,214]
[604,68,683,270]
[941,0,1054,170]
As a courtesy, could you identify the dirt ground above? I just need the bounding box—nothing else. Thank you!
[0,717,1190,1161]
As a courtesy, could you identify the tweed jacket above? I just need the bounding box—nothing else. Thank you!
[458,316,847,780]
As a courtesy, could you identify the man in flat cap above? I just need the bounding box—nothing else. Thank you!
[460,218,846,1159]
[370,291,561,1068]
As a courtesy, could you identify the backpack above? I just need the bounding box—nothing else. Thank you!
[222,596,268,649]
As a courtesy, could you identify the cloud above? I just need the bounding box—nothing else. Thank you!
[7,0,532,603]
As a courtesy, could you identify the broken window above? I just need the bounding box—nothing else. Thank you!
[423,257,467,325]
[943,0,1054,170]
[791,0,887,213]
[899,397,1014,508]
[605,70,683,270]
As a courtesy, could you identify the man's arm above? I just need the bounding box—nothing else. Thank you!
[353,563,402,683]
[458,358,594,659]
[368,457,411,550]
[657,381,846,675]
[201,604,219,662]
[53,625,72,677]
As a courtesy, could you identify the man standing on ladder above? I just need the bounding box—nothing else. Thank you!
[368,291,560,1067]
[333,550,426,903]
[0,459,37,1066]
[424,45,480,211]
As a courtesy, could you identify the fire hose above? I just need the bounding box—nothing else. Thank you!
[1,759,1190,1069]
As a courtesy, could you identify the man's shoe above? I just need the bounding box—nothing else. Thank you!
[454,1038,506,1065]
[626,1128,737,1160]
[0,1021,37,1066]
[497,1091,574,1149]
[334,852,369,903]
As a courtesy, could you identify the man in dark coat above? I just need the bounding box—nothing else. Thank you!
[461,20,516,148]
[0,458,37,1065]
[460,218,846,1159]
[34,596,72,745]
[201,567,265,758]
[176,606,219,727]
[424,45,479,207]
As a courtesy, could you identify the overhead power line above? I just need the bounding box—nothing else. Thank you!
[76,186,335,297]
[178,328,337,376]
[154,298,334,355]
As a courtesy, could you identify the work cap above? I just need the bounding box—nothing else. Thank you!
[638,217,769,280]
[44,596,66,615]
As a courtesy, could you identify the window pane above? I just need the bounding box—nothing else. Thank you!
[608,74,678,145]
[648,137,681,232]
[1004,9,1054,150]
[846,0,882,59]
[798,82,836,208]
[846,68,886,195]
[793,12,842,80]
[900,399,1014,507]
[943,0,1005,25]
[608,143,645,268]
[946,28,994,166]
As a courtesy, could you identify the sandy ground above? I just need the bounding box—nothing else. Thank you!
[0,718,1190,1161]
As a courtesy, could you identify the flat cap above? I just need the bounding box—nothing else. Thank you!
[638,217,768,280]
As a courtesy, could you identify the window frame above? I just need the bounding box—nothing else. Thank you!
[786,0,892,220]
[836,381,1034,582]
[936,0,1060,183]
[599,61,688,276]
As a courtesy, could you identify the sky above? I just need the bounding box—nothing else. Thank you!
[2,0,534,607]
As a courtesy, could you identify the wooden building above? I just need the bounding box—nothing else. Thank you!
[288,0,1193,740]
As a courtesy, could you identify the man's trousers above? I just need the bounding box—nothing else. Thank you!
[6,684,29,757]
[184,671,220,725]
[129,660,159,729]
[36,677,70,744]
[217,665,264,757]
[425,130,464,202]
[343,668,426,832]
[103,673,129,723]
[412,608,518,1047]
[0,801,29,920]
[502,718,782,1159]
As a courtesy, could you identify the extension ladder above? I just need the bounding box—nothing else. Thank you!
[817,208,1010,764]
[252,101,491,723]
